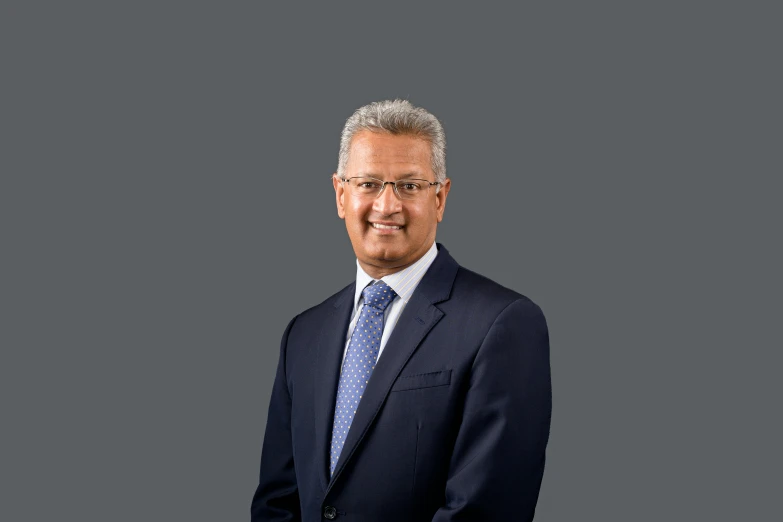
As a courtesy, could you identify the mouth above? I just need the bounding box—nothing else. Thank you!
[369,222,404,232]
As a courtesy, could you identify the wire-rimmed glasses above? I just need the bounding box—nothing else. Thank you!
[340,176,441,201]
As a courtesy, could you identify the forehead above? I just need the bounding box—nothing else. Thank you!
[347,131,432,175]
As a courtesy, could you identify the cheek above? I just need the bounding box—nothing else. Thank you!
[346,201,369,225]
[409,208,435,231]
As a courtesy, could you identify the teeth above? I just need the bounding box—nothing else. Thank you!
[372,223,401,230]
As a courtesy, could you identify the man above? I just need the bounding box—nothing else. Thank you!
[251,100,551,521]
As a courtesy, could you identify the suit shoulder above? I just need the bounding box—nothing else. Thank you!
[290,281,354,324]
[453,265,543,314]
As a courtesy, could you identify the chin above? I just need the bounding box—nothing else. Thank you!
[362,244,407,264]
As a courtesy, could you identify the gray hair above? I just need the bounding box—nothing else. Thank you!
[337,99,447,183]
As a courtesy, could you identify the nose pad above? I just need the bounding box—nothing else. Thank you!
[373,182,402,214]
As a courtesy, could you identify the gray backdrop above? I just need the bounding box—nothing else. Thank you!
[2,2,780,521]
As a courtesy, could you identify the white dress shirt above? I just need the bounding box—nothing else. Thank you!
[342,242,439,365]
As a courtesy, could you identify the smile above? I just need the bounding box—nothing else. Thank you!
[370,223,403,230]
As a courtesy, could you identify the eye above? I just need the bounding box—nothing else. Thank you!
[400,182,421,191]
[356,180,381,189]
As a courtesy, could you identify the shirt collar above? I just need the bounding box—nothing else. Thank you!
[353,242,439,312]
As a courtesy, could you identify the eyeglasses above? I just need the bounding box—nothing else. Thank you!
[340,176,441,201]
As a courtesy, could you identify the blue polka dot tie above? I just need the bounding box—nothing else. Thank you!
[329,281,397,476]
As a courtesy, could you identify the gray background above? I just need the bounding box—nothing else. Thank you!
[2,2,780,521]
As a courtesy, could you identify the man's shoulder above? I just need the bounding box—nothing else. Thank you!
[453,264,531,301]
[289,281,355,324]
[451,264,544,318]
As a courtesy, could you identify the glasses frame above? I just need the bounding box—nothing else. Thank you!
[339,175,442,200]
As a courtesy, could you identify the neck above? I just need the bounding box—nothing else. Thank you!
[357,242,436,279]
[358,259,415,279]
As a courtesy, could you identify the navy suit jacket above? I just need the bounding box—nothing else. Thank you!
[251,245,551,522]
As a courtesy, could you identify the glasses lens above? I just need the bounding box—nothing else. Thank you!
[394,180,425,200]
[349,177,383,196]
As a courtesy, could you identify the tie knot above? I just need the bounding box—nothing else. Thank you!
[362,281,397,312]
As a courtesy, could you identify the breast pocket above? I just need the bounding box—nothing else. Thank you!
[391,370,452,392]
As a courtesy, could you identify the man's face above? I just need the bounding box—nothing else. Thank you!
[333,130,450,278]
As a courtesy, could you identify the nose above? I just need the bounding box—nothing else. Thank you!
[373,182,403,215]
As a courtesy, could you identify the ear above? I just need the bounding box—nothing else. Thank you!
[435,178,451,223]
[332,174,346,219]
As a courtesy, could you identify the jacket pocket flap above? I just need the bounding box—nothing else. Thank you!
[391,370,451,392]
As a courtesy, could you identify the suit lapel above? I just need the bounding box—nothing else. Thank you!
[327,244,460,491]
[313,282,355,492]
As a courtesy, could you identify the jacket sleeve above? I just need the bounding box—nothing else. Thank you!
[431,299,552,522]
[250,316,302,522]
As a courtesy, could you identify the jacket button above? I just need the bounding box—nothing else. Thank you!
[323,506,337,520]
